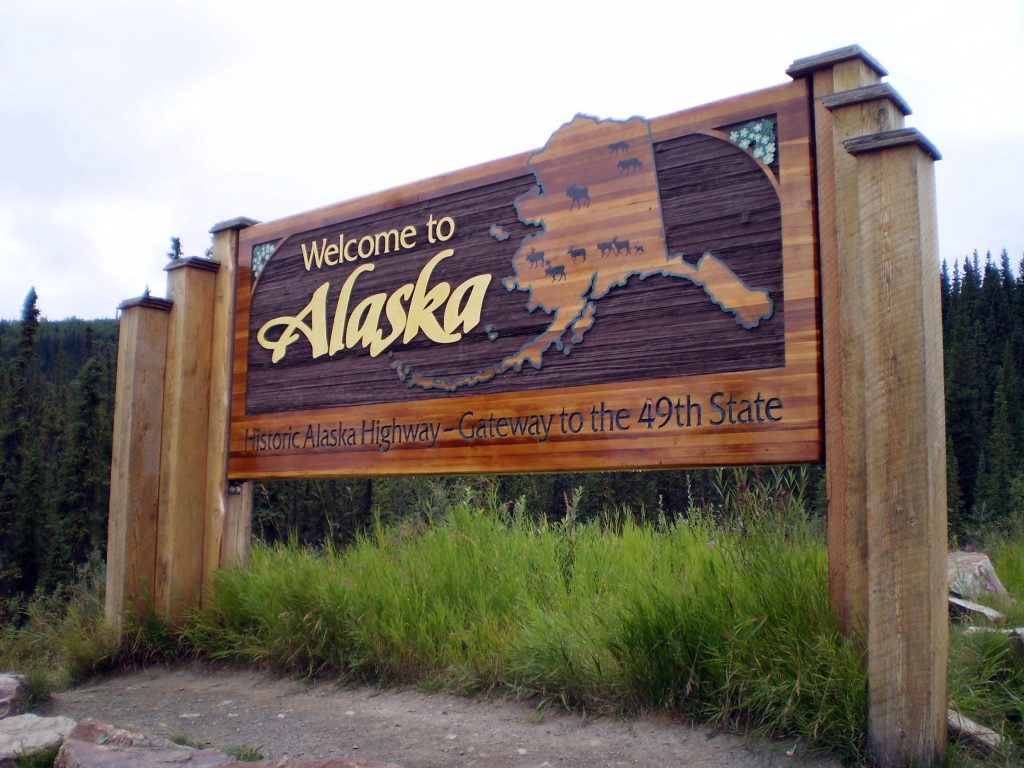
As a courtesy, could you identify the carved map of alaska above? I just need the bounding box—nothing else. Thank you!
[401,115,775,392]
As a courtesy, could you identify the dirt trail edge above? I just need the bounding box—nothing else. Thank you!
[46,663,842,768]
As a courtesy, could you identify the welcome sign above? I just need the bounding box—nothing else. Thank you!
[228,80,821,478]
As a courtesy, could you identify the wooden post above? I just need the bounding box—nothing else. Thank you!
[847,128,947,766]
[155,257,219,621]
[788,46,897,636]
[790,47,947,765]
[105,296,172,631]
[202,218,257,604]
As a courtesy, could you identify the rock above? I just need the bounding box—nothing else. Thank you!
[56,718,404,768]
[222,761,403,768]
[947,709,1003,754]
[0,675,26,720]
[947,551,1010,600]
[0,712,77,767]
[55,718,232,767]
[949,595,1005,623]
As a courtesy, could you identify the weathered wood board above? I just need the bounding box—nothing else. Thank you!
[229,80,821,478]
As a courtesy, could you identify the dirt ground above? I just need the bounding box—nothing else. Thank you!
[45,663,844,767]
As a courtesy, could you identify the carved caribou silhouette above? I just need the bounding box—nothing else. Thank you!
[618,158,643,174]
[526,248,546,268]
[565,184,590,210]
[567,246,587,263]
[544,261,566,281]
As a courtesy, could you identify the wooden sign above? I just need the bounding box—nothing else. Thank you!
[229,80,820,479]
[108,47,946,765]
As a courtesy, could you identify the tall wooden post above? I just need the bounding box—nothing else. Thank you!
[203,218,257,604]
[790,47,947,765]
[155,258,219,621]
[848,128,947,766]
[105,297,172,632]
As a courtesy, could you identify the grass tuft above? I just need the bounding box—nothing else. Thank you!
[0,556,117,699]
[225,745,265,761]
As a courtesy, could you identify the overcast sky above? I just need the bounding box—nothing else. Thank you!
[1,0,1022,320]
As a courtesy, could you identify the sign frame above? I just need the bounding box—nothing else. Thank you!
[228,80,821,480]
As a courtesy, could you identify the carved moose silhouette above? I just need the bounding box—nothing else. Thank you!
[526,248,546,268]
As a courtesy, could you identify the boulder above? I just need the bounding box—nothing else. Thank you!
[947,709,1003,755]
[0,712,76,767]
[949,595,1005,623]
[55,719,231,768]
[222,761,403,768]
[0,675,26,720]
[947,551,1010,600]
[56,718,404,768]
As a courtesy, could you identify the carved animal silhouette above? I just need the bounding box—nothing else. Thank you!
[612,237,631,256]
[597,240,614,257]
[635,243,646,255]
[526,248,546,268]
[618,158,643,174]
[544,262,566,281]
[567,246,587,263]
[608,141,630,155]
[565,184,590,210]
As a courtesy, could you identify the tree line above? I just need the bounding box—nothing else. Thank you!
[0,250,1021,598]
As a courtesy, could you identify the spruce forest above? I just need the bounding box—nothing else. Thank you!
[1,250,1022,601]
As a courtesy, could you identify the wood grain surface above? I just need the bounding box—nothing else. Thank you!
[104,301,169,630]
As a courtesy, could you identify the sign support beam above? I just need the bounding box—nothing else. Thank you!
[790,47,947,766]
[203,218,257,605]
[104,296,172,632]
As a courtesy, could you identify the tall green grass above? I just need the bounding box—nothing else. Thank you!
[0,556,117,697]
[182,501,867,761]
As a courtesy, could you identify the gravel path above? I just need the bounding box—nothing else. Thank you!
[46,663,842,768]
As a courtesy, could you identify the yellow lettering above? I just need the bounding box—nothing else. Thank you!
[403,249,454,343]
[400,225,416,249]
[343,237,358,262]
[374,229,400,255]
[323,243,339,266]
[329,263,375,354]
[257,282,330,361]
[445,273,490,336]
[377,284,412,355]
[258,247,490,364]
[346,292,387,352]
[358,235,375,259]
[300,238,329,271]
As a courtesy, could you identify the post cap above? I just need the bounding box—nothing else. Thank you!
[118,295,173,312]
[210,216,260,234]
[843,128,941,161]
[787,45,888,79]
[165,256,221,274]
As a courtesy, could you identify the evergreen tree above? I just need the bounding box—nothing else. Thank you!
[0,289,43,596]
